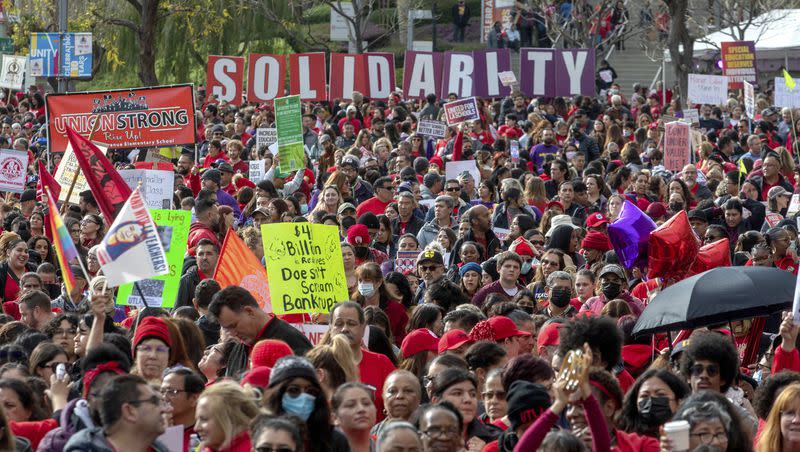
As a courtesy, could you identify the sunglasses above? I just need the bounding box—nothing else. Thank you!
[446,187,460,192]
[689,363,719,377]
[419,264,440,272]
[40,362,72,374]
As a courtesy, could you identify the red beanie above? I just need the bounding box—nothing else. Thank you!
[250,339,293,369]
[132,317,172,354]
[347,224,371,246]
[581,231,612,252]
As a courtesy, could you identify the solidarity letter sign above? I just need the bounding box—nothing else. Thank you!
[247,54,286,102]
[206,55,244,104]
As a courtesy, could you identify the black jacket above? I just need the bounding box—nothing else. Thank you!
[175,267,201,309]
[450,228,502,267]
[391,215,425,238]
[225,316,313,377]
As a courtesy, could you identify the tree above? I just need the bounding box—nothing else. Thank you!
[664,0,693,99]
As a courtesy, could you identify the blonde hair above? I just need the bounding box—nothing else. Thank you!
[0,231,21,261]
[306,334,359,389]
[198,381,262,450]
[758,383,800,452]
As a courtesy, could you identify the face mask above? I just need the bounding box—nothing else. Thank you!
[566,151,577,161]
[300,204,309,214]
[519,304,535,315]
[601,281,622,300]
[549,287,572,308]
[638,397,674,425]
[669,202,683,213]
[358,282,375,298]
[521,261,532,274]
[753,369,763,384]
[623,130,632,138]
[281,392,315,421]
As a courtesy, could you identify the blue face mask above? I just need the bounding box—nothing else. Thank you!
[521,261,532,274]
[300,204,309,214]
[281,392,316,421]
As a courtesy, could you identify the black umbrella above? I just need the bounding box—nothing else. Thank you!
[633,266,796,336]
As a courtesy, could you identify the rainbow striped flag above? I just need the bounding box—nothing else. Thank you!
[44,186,79,295]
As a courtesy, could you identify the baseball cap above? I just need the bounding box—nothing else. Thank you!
[586,212,609,229]
[438,329,474,354]
[768,186,791,200]
[401,328,439,358]
[545,200,564,211]
[599,264,626,280]
[211,124,224,134]
[687,209,708,223]
[201,169,222,186]
[217,162,234,173]
[536,322,561,349]
[487,316,531,341]
[340,155,360,168]
[337,202,356,215]
[416,249,444,266]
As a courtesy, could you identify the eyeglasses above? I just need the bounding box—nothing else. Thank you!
[482,390,506,399]
[690,432,727,445]
[256,447,294,452]
[160,388,187,398]
[781,410,800,421]
[127,395,165,408]
[421,427,460,438]
[40,362,71,374]
[80,220,98,226]
[689,363,719,377]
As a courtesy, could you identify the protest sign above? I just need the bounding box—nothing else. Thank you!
[794,264,800,325]
[469,49,512,98]
[247,54,286,102]
[774,77,800,108]
[721,41,757,89]
[402,51,444,99]
[493,227,511,242]
[274,95,305,174]
[395,250,420,273]
[664,121,691,172]
[118,169,174,210]
[206,55,245,104]
[519,48,595,97]
[687,74,728,105]
[249,160,266,183]
[443,97,480,125]
[97,189,168,287]
[743,81,755,118]
[46,85,196,152]
[417,119,447,138]
[446,160,480,189]
[682,109,700,125]
[0,149,28,193]
[256,127,277,151]
[0,55,26,90]
[291,323,330,346]
[788,194,800,218]
[52,140,108,204]
[498,70,517,87]
[288,53,327,101]
[329,53,395,101]
[116,209,189,308]
[262,223,348,315]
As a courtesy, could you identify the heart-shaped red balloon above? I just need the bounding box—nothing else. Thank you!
[647,211,701,280]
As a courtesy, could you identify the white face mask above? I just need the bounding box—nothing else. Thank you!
[358,282,375,298]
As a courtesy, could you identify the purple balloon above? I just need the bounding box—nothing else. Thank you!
[608,200,658,269]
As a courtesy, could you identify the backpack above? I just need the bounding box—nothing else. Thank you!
[37,399,94,452]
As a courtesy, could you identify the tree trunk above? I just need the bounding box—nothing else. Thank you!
[138,0,160,86]
[666,0,693,101]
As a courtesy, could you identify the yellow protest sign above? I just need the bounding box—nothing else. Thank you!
[261,223,348,314]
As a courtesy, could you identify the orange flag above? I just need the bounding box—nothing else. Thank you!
[213,228,272,312]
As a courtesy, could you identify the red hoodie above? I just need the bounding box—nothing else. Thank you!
[187,222,220,256]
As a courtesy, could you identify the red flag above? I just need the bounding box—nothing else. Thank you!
[213,228,272,313]
[37,160,61,202]
[65,127,132,221]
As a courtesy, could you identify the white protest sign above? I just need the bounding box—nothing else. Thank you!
[498,71,517,87]
[417,119,447,138]
[256,127,277,151]
[788,194,800,218]
[446,160,480,189]
[118,169,174,210]
[443,97,480,126]
[743,81,755,118]
[687,74,728,105]
[0,149,28,193]
[53,141,109,205]
[794,266,800,325]
[0,55,27,90]
[249,160,266,183]
[774,77,800,108]
[682,108,700,124]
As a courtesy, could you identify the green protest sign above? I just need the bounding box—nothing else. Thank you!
[274,94,304,175]
[115,209,190,308]
[0,38,13,55]
[262,223,349,314]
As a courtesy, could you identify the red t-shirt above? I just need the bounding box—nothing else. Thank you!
[359,348,396,422]
[775,255,799,275]
[356,196,392,217]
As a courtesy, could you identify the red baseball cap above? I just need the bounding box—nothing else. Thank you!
[536,322,562,349]
[585,212,609,229]
[546,200,564,211]
[438,329,474,354]
[401,328,440,358]
[488,316,531,341]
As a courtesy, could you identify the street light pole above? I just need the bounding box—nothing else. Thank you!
[57,0,68,93]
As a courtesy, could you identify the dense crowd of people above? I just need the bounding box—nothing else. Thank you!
[0,49,799,452]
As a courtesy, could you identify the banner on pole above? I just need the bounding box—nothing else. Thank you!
[274,95,305,174]
[0,149,28,193]
[45,85,196,152]
[116,209,190,308]
[262,223,348,314]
